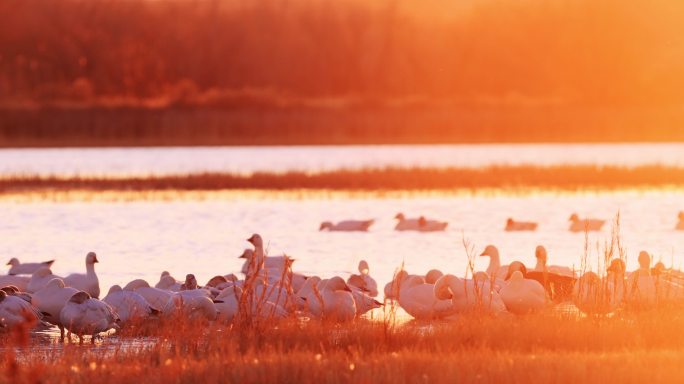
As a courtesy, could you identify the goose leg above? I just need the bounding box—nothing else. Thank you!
[78,334,83,345]
[59,326,65,343]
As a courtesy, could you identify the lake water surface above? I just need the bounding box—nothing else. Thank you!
[2,143,684,177]
[2,190,682,294]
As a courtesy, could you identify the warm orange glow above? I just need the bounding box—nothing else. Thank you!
[2,0,684,143]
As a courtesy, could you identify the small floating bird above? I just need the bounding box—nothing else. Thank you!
[347,260,378,297]
[499,271,547,314]
[568,213,605,232]
[63,252,100,298]
[59,291,119,344]
[505,218,538,231]
[394,213,448,232]
[6,258,55,276]
[676,211,684,230]
[319,219,374,232]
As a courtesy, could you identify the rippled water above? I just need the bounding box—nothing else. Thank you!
[2,143,684,177]
[2,190,683,294]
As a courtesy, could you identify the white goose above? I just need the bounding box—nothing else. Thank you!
[103,285,157,325]
[0,290,42,329]
[63,252,100,298]
[499,271,547,314]
[319,219,374,232]
[31,278,79,340]
[301,276,356,322]
[626,251,657,307]
[0,274,30,292]
[123,279,173,310]
[162,291,217,321]
[214,285,242,322]
[568,213,605,232]
[59,291,119,344]
[383,270,412,300]
[6,258,55,275]
[433,274,507,316]
[347,260,378,297]
[394,213,448,232]
[479,245,509,280]
[27,267,63,293]
[239,249,291,274]
[398,275,452,320]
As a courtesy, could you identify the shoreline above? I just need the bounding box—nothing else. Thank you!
[1,165,684,196]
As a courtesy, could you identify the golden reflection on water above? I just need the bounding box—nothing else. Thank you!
[2,186,684,203]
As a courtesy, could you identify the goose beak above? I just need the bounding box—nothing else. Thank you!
[5,261,10,266]
[93,256,99,263]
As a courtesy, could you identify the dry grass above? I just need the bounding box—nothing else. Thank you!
[5,309,684,383]
[1,165,684,194]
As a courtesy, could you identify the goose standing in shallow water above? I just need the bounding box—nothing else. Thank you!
[505,218,538,231]
[394,213,448,232]
[568,213,605,232]
[63,252,100,298]
[31,278,79,340]
[319,220,374,232]
[6,258,55,275]
[59,291,119,344]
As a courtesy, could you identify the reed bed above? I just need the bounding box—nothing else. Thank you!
[2,165,684,194]
[5,309,684,384]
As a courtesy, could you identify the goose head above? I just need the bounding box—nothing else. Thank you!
[535,245,548,263]
[506,218,514,226]
[638,251,651,269]
[480,245,499,259]
[6,258,19,267]
[652,262,666,276]
[69,291,92,304]
[569,213,579,222]
[247,234,263,247]
[239,249,254,259]
[86,252,99,265]
[433,274,461,300]
[607,259,626,276]
[394,213,405,221]
[358,260,370,275]
[425,269,444,284]
[506,261,527,280]
[319,222,333,231]
[184,274,198,289]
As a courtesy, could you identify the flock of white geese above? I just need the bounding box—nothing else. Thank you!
[0,210,682,344]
